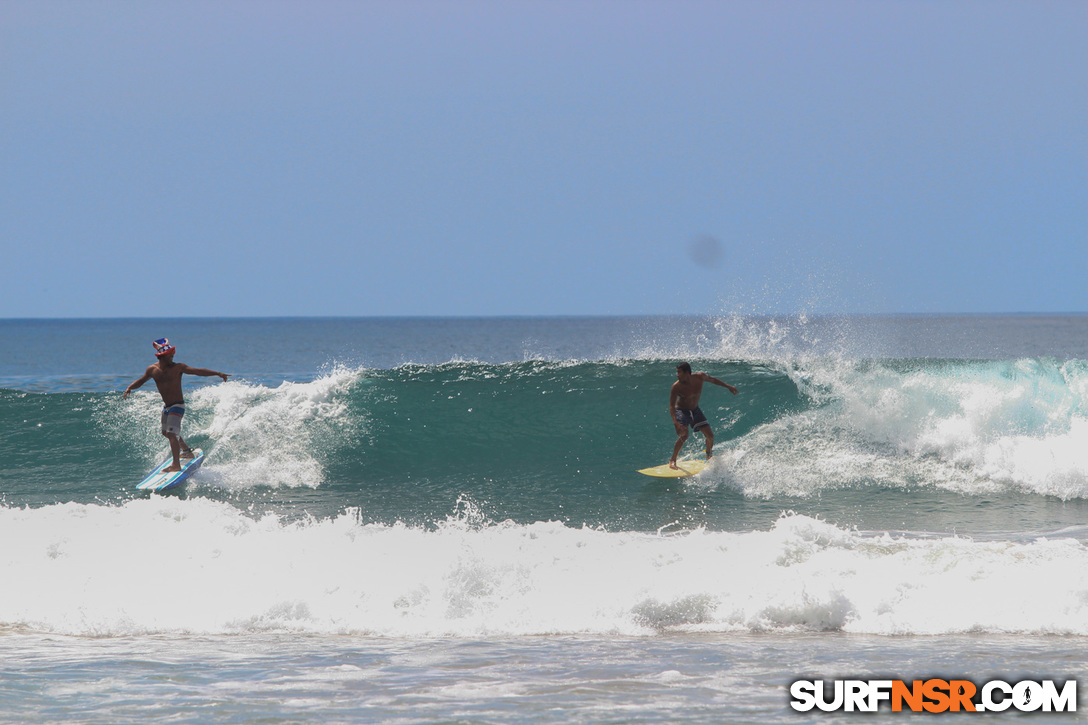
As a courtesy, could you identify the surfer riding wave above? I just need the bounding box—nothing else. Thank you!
[123,338,230,472]
[669,362,738,469]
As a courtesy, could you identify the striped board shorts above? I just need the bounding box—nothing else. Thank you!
[161,403,185,436]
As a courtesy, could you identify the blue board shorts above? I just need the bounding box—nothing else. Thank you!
[674,407,709,431]
[161,403,185,436]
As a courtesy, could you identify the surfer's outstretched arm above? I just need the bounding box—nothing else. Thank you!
[180,365,231,382]
[700,373,737,395]
[123,368,153,399]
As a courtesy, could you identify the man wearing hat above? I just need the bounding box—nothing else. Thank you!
[123,338,230,472]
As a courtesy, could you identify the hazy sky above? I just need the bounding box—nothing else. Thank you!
[2,1,1085,318]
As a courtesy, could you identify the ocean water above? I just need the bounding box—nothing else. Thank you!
[2,314,1087,723]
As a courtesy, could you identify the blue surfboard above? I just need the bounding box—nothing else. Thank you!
[136,449,205,492]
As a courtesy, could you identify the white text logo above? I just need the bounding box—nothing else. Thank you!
[790,679,1077,713]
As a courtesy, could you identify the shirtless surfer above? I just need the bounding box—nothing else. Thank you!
[669,362,738,468]
[123,338,230,472]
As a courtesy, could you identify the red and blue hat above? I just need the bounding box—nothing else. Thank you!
[153,338,176,357]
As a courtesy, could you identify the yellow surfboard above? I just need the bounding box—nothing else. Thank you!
[637,459,707,478]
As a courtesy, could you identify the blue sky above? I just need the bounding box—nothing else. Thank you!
[2,1,1085,317]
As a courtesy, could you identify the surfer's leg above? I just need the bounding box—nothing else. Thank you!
[179,437,194,458]
[701,427,714,458]
[160,404,186,469]
[670,428,688,467]
[163,432,182,472]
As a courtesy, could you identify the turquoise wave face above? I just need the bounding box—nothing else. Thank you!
[4,357,1088,534]
[0,390,138,498]
[339,360,803,478]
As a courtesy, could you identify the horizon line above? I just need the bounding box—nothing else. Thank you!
[2,311,1088,323]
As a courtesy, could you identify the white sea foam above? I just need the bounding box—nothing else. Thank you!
[710,358,1088,499]
[3,499,1088,638]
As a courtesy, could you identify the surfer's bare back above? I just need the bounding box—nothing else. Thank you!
[123,338,229,472]
[669,362,737,468]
